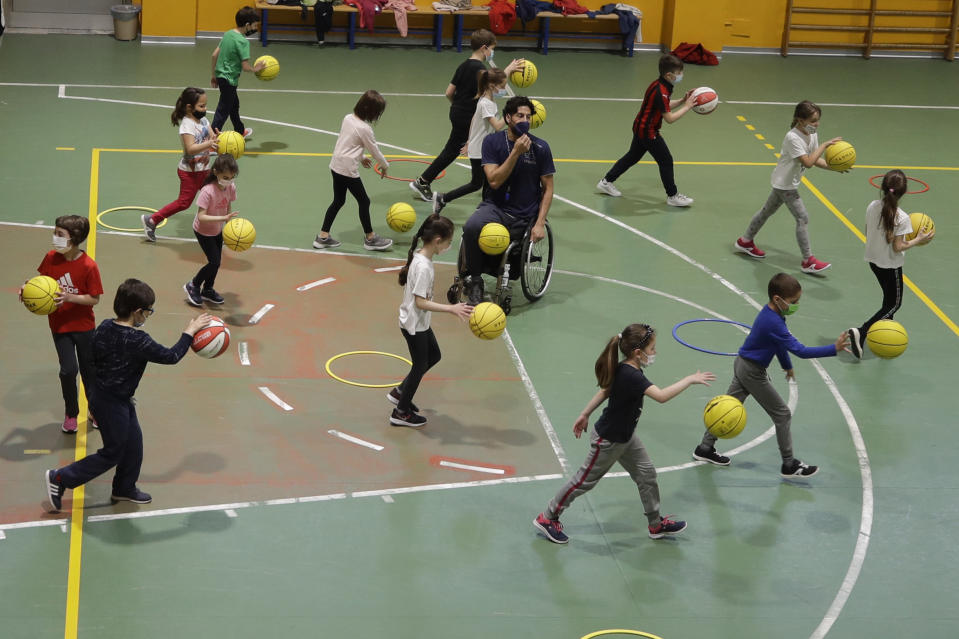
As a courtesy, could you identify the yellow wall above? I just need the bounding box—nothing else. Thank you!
[197,0,250,33]
[141,0,196,38]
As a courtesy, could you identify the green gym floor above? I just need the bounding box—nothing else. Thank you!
[1,34,958,639]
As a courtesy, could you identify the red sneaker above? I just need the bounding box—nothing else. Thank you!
[801,255,831,274]
[61,416,77,434]
[734,237,765,259]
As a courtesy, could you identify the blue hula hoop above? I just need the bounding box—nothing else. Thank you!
[672,319,751,356]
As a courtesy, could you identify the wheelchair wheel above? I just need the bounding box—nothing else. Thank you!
[520,221,554,301]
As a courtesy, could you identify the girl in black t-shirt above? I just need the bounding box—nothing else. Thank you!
[534,323,715,544]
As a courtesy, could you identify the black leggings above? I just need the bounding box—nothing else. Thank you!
[322,170,372,234]
[52,330,96,418]
[192,231,223,290]
[442,158,485,204]
[398,328,441,413]
[604,132,677,197]
[858,262,903,341]
[420,108,473,184]
[212,77,244,134]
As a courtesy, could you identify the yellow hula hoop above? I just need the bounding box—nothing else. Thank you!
[580,631,665,639]
[96,206,167,233]
[325,351,412,389]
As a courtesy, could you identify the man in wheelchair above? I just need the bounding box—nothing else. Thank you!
[462,96,555,305]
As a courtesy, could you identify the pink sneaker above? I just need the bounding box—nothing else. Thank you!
[61,416,78,434]
[801,255,831,274]
[87,413,99,430]
[734,237,765,259]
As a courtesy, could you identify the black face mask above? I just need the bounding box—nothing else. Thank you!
[193,110,207,119]
[246,26,258,35]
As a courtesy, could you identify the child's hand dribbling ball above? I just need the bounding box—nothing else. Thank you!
[223,217,256,252]
[254,55,280,81]
[191,315,231,359]
[825,140,855,172]
[469,302,506,340]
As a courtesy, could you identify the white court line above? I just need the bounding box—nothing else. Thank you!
[351,474,563,499]
[0,518,68,532]
[381,495,394,503]
[296,277,335,291]
[248,304,275,324]
[258,386,294,412]
[374,265,405,272]
[238,341,251,366]
[328,429,384,452]
[438,460,506,475]
[224,509,238,518]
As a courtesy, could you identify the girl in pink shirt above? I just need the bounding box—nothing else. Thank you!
[184,154,239,307]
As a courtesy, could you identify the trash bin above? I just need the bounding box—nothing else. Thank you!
[111,4,141,41]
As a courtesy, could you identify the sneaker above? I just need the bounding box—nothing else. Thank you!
[242,128,254,140]
[312,235,342,249]
[533,512,569,544]
[363,234,394,252]
[800,255,831,274]
[61,416,78,434]
[111,489,152,504]
[389,408,427,428]
[409,178,433,202]
[386,387,419,413]
[44,469,65,512]
[848,328,863,360]
[734,237,765,259]
[201,288,225,305]
[142,214,157,242]
[183,281,203,307]
[88,413,98,429]
[432,192,446,215]
[596,178,622,197]
[666,193,694,207]
[648,516,687,539]
[693,445,730,466]
[781,459,819,478]
[466,277,485,306]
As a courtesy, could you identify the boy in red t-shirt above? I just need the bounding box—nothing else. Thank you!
[20,216,104,433]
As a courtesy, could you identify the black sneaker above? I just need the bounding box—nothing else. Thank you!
[533,512,569,544]
[201,288,225,304]
[781,459,819,478]
[432,192,446,215]
[466,277,485,306]
[648,516,687,539]
[386,387,419,413]
[389,408,427,428]
[111,489,152,504]
[409,177,433,202]
[142,214,157,242]
[44,469,64,513]
[183,281,203,307]
[693,445,731,466]
[848,328,863,360]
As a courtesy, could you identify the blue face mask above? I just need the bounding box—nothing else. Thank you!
[672,72,683,84]
[493,88,509,98]
[513,120,530,137]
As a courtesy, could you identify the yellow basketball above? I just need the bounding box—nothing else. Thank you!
[218,130,245,159]
[254,55,280,81]
[905,212,935,241]
[478,223,510,255]
[21,275,60,315]
[530,99,546,129]
[469,302,507,340]
[510,61,537,88]
[703,395,747,439]
[866,319,908,359]
[222,217,256,252]
[825,141,856,172]
[386,202,417,233]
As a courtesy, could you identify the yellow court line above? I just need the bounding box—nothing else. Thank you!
[754,133,765,141]
[736,115,747,122]
[745,124,756,131]
[56,147,75,151]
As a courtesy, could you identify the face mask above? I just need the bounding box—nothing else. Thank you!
[193,109,207,119]
[52,235,70,253]
[642,353,656,367]
[486,48,494,62]
[133,318,145,328]
[246,25,258,35]
[778,298,800,316]
[513,120,530,137]
[672,72,683,84]
[218,177,234,188]
[493,88,509,98]
[804,124,818,135]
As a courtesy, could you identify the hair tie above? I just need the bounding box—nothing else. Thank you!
[617,333,622,339]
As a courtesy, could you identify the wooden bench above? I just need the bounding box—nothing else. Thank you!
[254,0,446,51]
[449,10,631,56]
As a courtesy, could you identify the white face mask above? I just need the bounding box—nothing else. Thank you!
[642,353,656,367]
[486,48,494,62]
[804,123,818,135]
[218,177,234,188]
[672,72,683,84]
[52,235,70,253]
[493,88,509,98]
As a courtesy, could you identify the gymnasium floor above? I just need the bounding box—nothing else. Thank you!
[1,33,958,639]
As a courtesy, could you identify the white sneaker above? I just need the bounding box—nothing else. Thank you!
[666,193,694,207]
[596,179,622,197]
[243,128,254,140]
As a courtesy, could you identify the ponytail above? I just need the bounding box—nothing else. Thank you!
[594,323,655,389]
[398,214,455,286]
[475,68,508,99]
[878,169,907,243]
[172,87,205,126]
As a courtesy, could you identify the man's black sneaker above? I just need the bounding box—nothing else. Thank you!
[389,408,427,428]
[201,288,225,304]
[184,281,203,307]
[848,328,863,359]
[44,469,64,513]
[111,489,153,504]
[409,177,433,202]
[386,387,419,413]
[466,277,485,306]
[781,459,818,478]
[693,445,730,466]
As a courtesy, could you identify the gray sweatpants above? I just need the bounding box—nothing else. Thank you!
[699,356,794,462]
[743,188,812,260]
[546,429,661,526]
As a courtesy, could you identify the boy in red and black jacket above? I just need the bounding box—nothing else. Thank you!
[596,54,696,207]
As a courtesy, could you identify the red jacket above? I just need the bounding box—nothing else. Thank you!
[487,0,516,35]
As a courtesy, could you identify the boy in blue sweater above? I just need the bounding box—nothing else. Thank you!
[692,273,849,478]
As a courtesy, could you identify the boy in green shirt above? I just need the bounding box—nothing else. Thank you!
[211,6,264,140]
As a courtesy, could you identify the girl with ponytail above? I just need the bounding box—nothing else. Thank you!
[390,214,474,427]
[846,169,934,358]
[534,323,715,544]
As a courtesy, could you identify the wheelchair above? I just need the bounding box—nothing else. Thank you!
[446,219,554,315]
